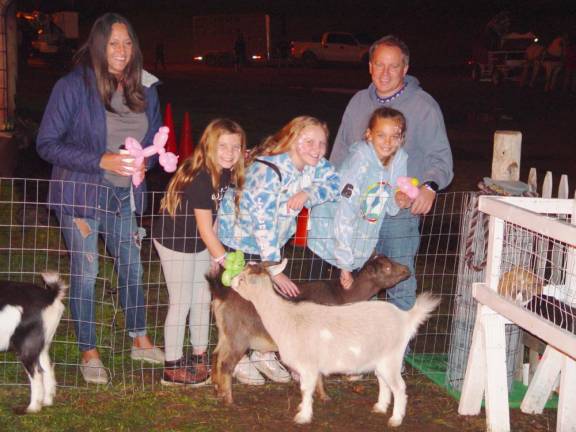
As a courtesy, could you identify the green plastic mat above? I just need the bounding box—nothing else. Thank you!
[406,353,558,409]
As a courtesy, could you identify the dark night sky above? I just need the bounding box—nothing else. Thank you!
[17,0,576,66]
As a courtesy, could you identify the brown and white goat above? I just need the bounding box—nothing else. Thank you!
[231,261,439,427]
[206,255,410,404]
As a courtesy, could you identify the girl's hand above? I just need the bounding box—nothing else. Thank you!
[340,270,353,290]
[394,190,412,209]
[287,191,309,212]
[99,152,136,176]
[272,272,300,297]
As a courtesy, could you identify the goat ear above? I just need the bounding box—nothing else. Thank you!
[265,258,288,276]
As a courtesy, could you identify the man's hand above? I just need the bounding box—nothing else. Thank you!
[272,272,300,297]
[411,186,436,215]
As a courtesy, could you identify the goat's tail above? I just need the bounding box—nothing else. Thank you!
[205,270,230,300]
[406,292,441,338]
[40,271,68,303]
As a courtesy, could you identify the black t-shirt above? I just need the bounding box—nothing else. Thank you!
[153,169,232,253]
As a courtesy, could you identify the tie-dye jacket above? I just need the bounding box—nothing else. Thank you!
[308,140,407,271]
[218,153,340,262]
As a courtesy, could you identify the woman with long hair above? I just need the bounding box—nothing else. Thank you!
[37,13,164,384]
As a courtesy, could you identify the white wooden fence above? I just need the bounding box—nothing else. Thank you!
[458,130,576,431]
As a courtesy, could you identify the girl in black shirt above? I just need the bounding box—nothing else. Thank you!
[153,119,245,385]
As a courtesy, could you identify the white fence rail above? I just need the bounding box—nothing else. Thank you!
[458,195,576,431]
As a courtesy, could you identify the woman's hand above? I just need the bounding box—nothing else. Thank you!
[340,270,353,290]
[287,191,309,212]
[272,272,300,297]
[99,152,136,176]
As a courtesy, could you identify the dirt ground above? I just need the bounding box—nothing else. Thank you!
[0,372,558,431]
[4,60,573,431]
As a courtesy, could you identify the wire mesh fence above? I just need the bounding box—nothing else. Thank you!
[1,177,473,391]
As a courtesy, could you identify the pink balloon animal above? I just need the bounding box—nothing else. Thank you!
[124,126,179,186]
[396,176,420,200]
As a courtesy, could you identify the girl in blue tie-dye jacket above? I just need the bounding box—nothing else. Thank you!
[218,116,340,296]
[307,107,413,289]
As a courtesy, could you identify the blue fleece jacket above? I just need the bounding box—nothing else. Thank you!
[330,75,453,190]
[218,154,340,262]
[308,140,407,271]
[36,66,162,218]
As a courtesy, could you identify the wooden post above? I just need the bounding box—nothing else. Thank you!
[491,131,522,181]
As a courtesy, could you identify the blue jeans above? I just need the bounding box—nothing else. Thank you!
[375,209,420,311]
[58,184,147,352]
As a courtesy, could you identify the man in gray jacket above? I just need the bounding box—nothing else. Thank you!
[330,35,453,311]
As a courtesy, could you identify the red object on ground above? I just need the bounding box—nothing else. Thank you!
[163,103,178,155]
[291,208,309,247]
[179,111,194,163]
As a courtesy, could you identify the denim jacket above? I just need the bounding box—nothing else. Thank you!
[218,153,340,262]
[308,140,407,271]
[36,66,162,218]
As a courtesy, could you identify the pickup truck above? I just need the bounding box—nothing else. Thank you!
[290,32,370,66]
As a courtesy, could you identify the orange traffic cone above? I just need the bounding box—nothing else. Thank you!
[291,208,309,247]
[163,103,178,155]
[179,112,194,163]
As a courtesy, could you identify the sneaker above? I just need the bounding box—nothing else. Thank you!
[250,351,291,383]
[131,346,165,364]
[161,358,209,387]
[233,355,265,385]
[346,374,364,382]
[80,358,109,384]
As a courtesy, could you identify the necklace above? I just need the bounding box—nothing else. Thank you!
[375,82,407,104]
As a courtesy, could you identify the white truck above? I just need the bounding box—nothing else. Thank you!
[290,32,370,66]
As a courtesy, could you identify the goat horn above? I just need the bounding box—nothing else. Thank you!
[264,258,288,276]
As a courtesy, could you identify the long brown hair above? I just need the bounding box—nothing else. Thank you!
[247,116,329,165]
[74,13,146,112]
[161,119,246,216]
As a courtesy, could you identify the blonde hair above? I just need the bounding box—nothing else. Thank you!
[247,116,329,165]
[161,118,246,216]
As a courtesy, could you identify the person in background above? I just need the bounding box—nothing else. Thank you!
[329,35,453,312]
[308,107,412,285]
[153,119,245,386]
[543,33,566,92]
[218,116,340,385]
[233,30,246,72]
[36,13,164,384]
[519,38,544,88]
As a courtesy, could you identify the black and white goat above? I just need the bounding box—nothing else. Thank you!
[0,272,67,413]
[231,261,440,427]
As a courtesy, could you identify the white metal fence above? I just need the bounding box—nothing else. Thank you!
[0,177,466,390]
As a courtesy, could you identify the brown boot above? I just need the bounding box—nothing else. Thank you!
[161,358,209,387]
[187,353,210,384]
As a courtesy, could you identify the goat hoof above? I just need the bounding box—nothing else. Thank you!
[387,416,403,427]
[372,402,388,414]
[42,397,54,407]
[294,411,312,424]
[26,404,42,414]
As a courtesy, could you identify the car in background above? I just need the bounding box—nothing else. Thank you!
[468,32,537,85]
[290,32,370,67]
